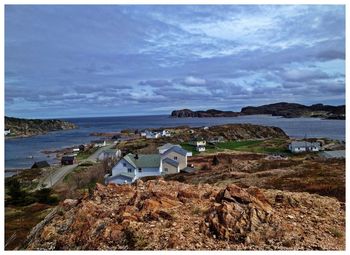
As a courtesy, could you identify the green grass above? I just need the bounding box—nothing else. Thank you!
[182,139,289,155]
[76,147,99,160]
[216,140,263,150]
[216,139,290,154]
[180,143,199,155]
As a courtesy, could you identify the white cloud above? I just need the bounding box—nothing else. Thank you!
[184,76,206,86]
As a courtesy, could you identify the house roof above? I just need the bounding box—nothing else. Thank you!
[162,146,188,156]
[320,150,345,159]
[289,141,320,149]
[158,143,180,151]
[62,155,76,160]
[31,161,50,169]
[101,149,117,155]
[124,153,161,168]
[162,158,179,167]
[108,172,135,181]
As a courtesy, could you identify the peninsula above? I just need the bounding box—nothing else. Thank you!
[5,116,77,138]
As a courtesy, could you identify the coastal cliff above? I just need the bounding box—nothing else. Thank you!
[5,116,77,138]
[170,102,345,119]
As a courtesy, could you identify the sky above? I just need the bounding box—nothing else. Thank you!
[5,5,345,118]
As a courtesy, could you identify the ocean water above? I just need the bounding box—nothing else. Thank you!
[5,115,345,170]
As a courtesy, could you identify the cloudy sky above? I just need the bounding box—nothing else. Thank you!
[5,5,345,118]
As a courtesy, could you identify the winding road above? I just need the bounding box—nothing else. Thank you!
[37,143,115,189]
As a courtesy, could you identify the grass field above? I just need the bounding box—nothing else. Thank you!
[194,139,290,154]
[217,139,291,154]
[181,140,289,155]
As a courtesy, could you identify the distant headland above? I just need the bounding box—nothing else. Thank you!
[5,116,77,138]
[170,102,345,120]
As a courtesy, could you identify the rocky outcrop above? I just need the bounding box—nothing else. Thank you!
[26,179,344,250]
[5,116,77,138]
[171,102,345,119]
[206,124,288,140]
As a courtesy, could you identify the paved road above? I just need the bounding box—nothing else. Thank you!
[37,143,115,189]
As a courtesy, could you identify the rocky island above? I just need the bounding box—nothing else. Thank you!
[171,102,345,120]
[5,116,77,138]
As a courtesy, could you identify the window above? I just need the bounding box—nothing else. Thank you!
[123,163,127,167]
[138,168,142,172]
[174,156,178,160]
[164,168,168,172]
[127,168,132,173]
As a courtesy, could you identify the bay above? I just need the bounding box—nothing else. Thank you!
[5,114,345,171]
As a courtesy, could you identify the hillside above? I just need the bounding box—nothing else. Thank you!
[25,180,345,250]
[241,102,345,119]
[170,102,345,119]
[5,116,77,138]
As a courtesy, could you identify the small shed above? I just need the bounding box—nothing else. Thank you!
[31,161,50,169]
[61,155,76,165]
[180,166,196,174]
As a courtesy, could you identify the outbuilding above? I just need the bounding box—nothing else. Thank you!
[31,161,50,169]
[61,155,76,165]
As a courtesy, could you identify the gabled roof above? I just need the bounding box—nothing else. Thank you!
[162,146,188,156]
[124,153,161,168]
[162,158,179,167]
[158,143,180,151]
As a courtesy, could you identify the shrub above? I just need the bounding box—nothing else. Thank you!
[212,155,220,166]
[33,188,59,205]
[6,179,29,205]
[201,164,209,171]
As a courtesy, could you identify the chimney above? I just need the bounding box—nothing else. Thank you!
[135,154,139,159]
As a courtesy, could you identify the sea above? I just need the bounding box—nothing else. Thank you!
[4,115,345,173]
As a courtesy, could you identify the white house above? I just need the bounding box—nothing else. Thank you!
[97,149,122,161]
[92,140,107,147]
[190,138,206,147]
[161,130,171,137]
[142,130,161,139]
[196,145,206,152]
[106,144,191,185]
[288,141,321,153]
[4,129,10,136]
